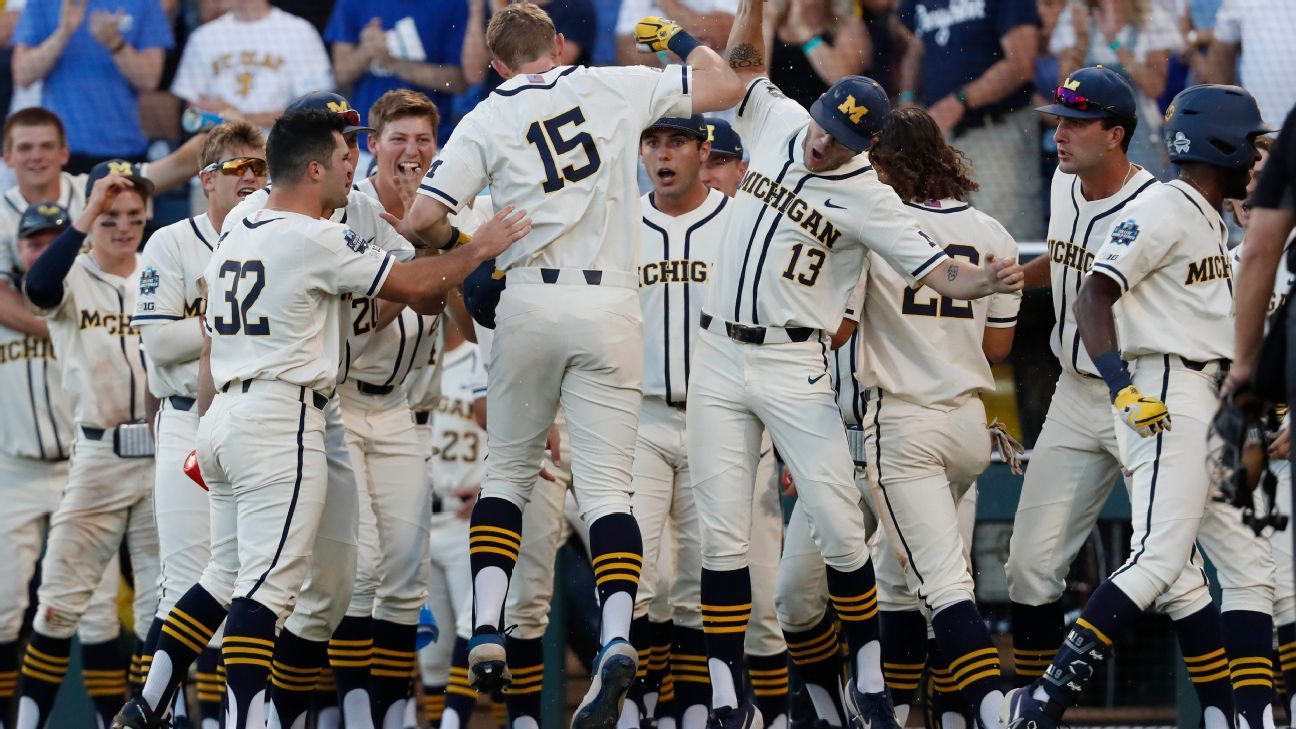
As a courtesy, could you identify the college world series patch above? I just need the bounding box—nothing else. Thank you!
[344,227,368,254]
[138,266,160,296]
[1110,220,1140,247]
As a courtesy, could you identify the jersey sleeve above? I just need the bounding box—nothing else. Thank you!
[417,118,488,213]
[597,65,693,130]
[306,225,396,297]
[842,259,869,322]
[1088,203,1172,293]
[0,231,17,277]
[468,350,488,398]
[734,78,810,148]
[132,229,186,326]
[858,185,948,286]
[985,218,1021,328]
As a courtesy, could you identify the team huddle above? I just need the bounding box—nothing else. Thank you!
[0,0,1286,728]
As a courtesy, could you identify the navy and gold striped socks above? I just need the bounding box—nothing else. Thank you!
[143,585,226,715]
[1038,583,1138,714]
[700,566,752,710]
[589,514,644,646]
[329,615,375,722]
[931,600,1002,726]
[423,683,447,728]
[0,639,17,724]
[879,609,926,723]
[747,651,788,727]
[372,619,418,726]
[783,612,844,726]
[313,665,340,728]
[505,635,544,727]
[1222,609,1275,729]
[1010,600,1062,687]
[671,626,711,727]
[446,637,479,729]
[1279,622,1296,719]
[17,632,70,728]
[82,638,128,727]
[625,616,654,724]
[196,645,225,726]
[469,497,524,634]
[267,628,326,729]
[1174,602,1234,726]
[222,597,278,729]
[648,620,674,724]
[825,563,882,695]
[926,640,969,727]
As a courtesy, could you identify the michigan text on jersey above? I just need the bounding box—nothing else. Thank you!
[79,310,140,337]
[1184,255,1233,286]
[639,260,709,286]
[737,170,842,248]
[0,336,55,363]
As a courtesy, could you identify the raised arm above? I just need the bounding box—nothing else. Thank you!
[724,0,766,85]
[635,14,745,112]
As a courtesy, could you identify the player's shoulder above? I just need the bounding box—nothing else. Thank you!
[964,203,1018,254]
[345,187,386,222]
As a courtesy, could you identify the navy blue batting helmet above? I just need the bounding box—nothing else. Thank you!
[1162,85,1274,169]
[810,76,889,153]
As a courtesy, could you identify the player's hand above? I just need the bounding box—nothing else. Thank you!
[984,253,1024,293]
[1114,385,1172,438]
[57,0,86,37]
[468,206,531,261]
[636,16,684,53]
[1270,425,1290,460]
[1221,362,1251,399]
[453,486,480,520]
[74,173,134,232]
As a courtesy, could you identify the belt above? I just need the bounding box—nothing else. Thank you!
[431,494,444,514]
[220,380,330,410]
[168,396,196,412]
[1179,356,1228,372]
[505,267,638,289]
[356,381,395,396]
[81,426,107,441]
[668,400,686,411]
[414,411,431,425]
[700,312,816,345]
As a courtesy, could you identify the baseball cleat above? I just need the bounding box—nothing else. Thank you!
[1000,687,1057,729]
[468,631,512,695]
[572,639,639,729]
[706,700,764,729]
[842,681,900,729]
[111,698,168,729]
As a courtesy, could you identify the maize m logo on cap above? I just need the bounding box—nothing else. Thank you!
[326,100,354,114]
[837,96,869,124]
[36,204,61,216]
[107,161,135,175]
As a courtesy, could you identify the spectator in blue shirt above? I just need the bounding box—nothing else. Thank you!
[899,0,1043,239]
[13,0,174,173]
[325,0,469,142]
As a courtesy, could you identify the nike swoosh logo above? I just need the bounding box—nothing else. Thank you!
[824,199,846,209]
[808,374,826,384]
[243,217,283,229]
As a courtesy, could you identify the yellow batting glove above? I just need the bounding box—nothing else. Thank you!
[1114,385,1172,438]
[635,16,683,53]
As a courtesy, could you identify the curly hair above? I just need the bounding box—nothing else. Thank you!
[867,107,979,203]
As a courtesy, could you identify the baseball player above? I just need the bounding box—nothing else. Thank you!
[113,109,526,729]
[15,165,160,729]
[0,203,126,729]
[698,117,747,197]
[391,5,744,725]
[628,114,786,729]
[130,121,267,727]
[1003,84,1275,729]
[688,0,1021,724]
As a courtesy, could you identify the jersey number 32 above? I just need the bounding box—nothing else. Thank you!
[212,260,270,335]
[526,107,602,193]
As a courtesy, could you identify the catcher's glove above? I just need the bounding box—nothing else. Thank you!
[635,16,684,53]
[1114,385,1171,437]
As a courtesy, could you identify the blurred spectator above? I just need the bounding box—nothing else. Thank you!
[1207,0,1296,127]
[899,0,1044,240]
[461,0,597,98]
[171,0,332,132]
[13,0,174,172]
[325,0,468,143]
[766,0,869,109]
[859,0,911,94]
[616,0,733,66]
[271,0,334,34]
[1051,0,1182,178]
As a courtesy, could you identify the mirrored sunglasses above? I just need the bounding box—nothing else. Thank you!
[203,157,269,177]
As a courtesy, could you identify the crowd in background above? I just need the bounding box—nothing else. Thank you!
[0,0,1291,241]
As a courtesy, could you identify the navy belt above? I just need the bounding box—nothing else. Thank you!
[220,380,329,410]
[81,426,107,440]
[542,268,603,285]
[414,411,431,425]
[700,313,815,345]
[357,381,396,396]
[168,396,196,412]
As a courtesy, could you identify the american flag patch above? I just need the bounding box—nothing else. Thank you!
[527,74,546,83]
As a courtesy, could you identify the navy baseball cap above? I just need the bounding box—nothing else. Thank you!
[18,201,70,239]
[286,91,375,135]
[645,115,708,140]
[1036,66,1137,121]
[463,258,506,329]
[810,76,889,153]
[85,159,155,200]
[704,117,744,159]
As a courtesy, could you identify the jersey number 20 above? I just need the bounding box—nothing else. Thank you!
[213,260,270,335]
[526,107,602,193]
[901,244,978,318]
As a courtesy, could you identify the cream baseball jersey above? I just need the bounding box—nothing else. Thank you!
[1045,167,1158,376]
[416,64,693,273]
[708,78,948,331]
[203,209,396,393]
[0,172,89,275]
[1090,180,1234,361]
[638,188,729,404]
[430,341,488,497]
[0,278,72,460]
[29,255,149,428]
[857,200,1020,409]
[131,214,217,398]
[831,274,866,426]
[1231,230,1296,320]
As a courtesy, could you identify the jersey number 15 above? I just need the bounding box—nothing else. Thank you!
[213,260,270,335]
[526,107,602,193]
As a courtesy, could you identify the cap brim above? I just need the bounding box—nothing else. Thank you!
[127,174,156,198]
[1034,103,1110,120]
[344,125,377,136]
[809,97,868,153]
[643,121,707,140]
[709,149,742,158]
[18,221,68,238]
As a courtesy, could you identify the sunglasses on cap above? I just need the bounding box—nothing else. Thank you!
[1052,86,1128,118]
[202,157,269,177]
[335,107,362,128]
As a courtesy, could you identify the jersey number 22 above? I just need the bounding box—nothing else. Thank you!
[526,107,602,193]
